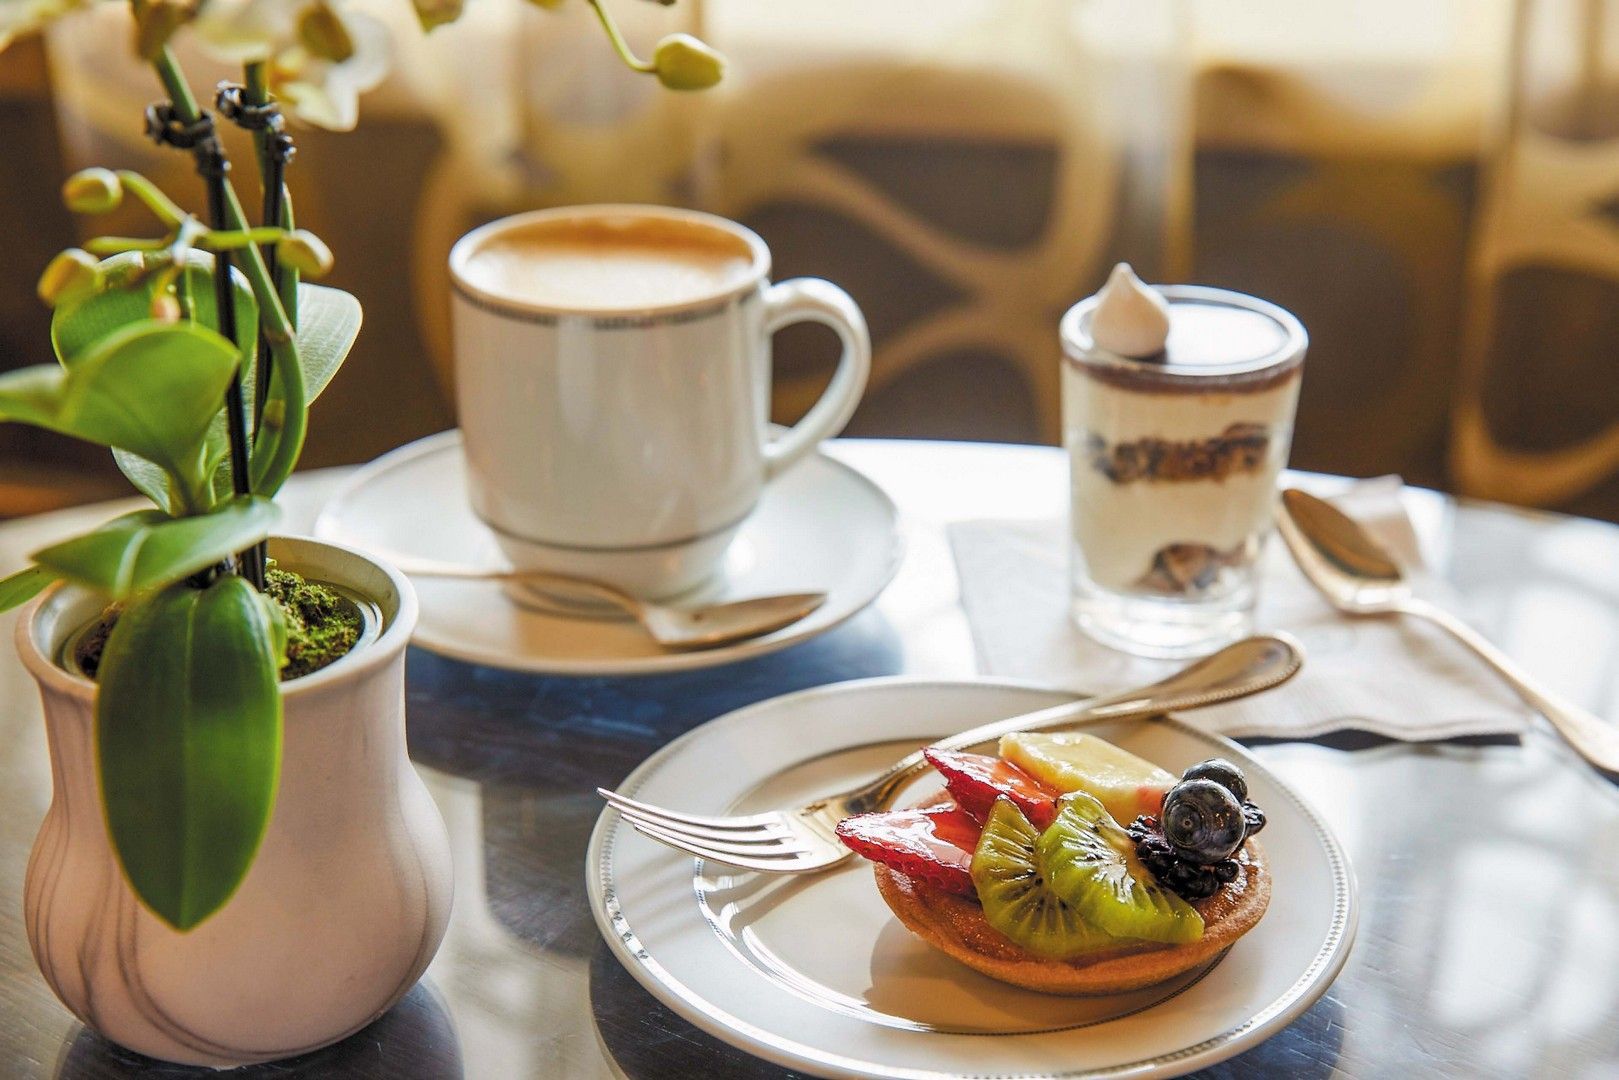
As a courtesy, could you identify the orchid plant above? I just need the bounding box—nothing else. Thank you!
[0,0,722,932]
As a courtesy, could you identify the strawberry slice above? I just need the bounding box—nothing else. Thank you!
[836,806,981,895]
[925,748,1058,829]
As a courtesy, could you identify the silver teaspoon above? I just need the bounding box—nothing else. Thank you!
[378,554,826,651]
[1278,487,1619,773]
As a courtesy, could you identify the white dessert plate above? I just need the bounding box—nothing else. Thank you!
[313,431,902,676]
[588,678,1357,1079]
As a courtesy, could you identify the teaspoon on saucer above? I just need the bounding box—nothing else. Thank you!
[372,554,826,651]
[1278,487,1619,774]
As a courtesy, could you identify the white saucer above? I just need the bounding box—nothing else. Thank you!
[312,431,902,676]
[588,678,1357,1078]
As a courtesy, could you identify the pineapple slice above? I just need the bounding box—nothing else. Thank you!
[999,732,1175,825]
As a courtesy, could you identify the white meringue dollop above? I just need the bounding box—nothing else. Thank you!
[1089,262,1171,358]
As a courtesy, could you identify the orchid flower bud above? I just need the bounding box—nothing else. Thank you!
[36,249,101,308]
[652,33,724,91]
[62,168,123,215]
[276,229,334,276]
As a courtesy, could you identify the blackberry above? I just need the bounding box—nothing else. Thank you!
[1141,852,1178,880]
[1160,860,1221,900]
[1175,872,1221,900]
[1131,816,1239,901]
[1139,835,1174,858]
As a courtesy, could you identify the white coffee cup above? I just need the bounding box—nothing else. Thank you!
[449,205,871,599]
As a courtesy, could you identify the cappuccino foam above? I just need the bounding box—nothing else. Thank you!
[461,215,757,312]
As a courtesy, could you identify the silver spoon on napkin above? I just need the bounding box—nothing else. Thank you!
[1278,487,1619,773]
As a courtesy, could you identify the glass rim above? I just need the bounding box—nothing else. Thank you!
[1060,284,1308,390]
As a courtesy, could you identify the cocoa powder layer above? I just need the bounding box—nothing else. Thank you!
[1085,422,1272,484]
[1065,354,1303,396]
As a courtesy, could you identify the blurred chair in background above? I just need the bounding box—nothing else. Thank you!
[702,0,1187,445]
[7,0,1619,521]
[1452,0,1619,523]
[1185,2,1504,491]
[0,38,129,516]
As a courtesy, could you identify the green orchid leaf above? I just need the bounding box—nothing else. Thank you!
[0,321,238,504]
[56,252,258,512]
[31,497,278,600]
[200,283,355,504]
[52,251,258,368]
[110,449,179,514]
[96,574,283,931]
[0,566,59,613]
[291,282,360,402]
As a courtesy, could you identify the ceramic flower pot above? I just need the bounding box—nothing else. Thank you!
[17,536,453,1067]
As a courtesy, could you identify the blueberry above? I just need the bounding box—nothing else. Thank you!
[1242,801,1266,837]
[1161,779,1246,864]
[1181,758,1247,803]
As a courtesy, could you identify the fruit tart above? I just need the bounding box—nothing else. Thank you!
[836,733,1271,996]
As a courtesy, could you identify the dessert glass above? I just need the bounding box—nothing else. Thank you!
[1061,286,1307,657]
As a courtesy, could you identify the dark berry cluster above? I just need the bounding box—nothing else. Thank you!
[1129,817,1231,900]
[1129,802,1266,902]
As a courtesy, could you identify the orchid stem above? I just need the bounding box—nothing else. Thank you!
[240,59,294,576]
[115,170,186,227]
[84,236,169,254]
[585,0,655,72]
[198,227,287,250]
[241,60,296,438]
[151,46,307,500]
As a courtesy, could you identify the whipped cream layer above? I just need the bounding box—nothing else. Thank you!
[1090,263,1171,358]
[1064,367,1301,593]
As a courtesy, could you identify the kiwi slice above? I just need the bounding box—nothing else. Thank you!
[970,798,1118,959]
[1038,792,1204,945]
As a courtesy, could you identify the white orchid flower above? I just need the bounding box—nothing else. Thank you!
[190,0,302,63]
[266,4,389,131]
[0,0,91,52]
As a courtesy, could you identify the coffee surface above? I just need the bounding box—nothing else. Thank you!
[461,216,757,311]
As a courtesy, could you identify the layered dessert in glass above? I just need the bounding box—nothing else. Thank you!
[1061,265,1307,657]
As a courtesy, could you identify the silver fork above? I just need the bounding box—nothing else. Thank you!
[598,633,1303,872]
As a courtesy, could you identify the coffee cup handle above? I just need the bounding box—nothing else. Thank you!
[761,278,871,479]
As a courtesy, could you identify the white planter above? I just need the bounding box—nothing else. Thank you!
[17,536,454,1067]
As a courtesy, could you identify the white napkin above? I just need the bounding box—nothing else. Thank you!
[948,477,1532,741]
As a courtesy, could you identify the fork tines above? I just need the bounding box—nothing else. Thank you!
[597,787,833,871]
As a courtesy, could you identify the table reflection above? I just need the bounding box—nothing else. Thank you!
[403,609,905,788]
[52,982,462,1080]
[1193,995,1345,1079]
